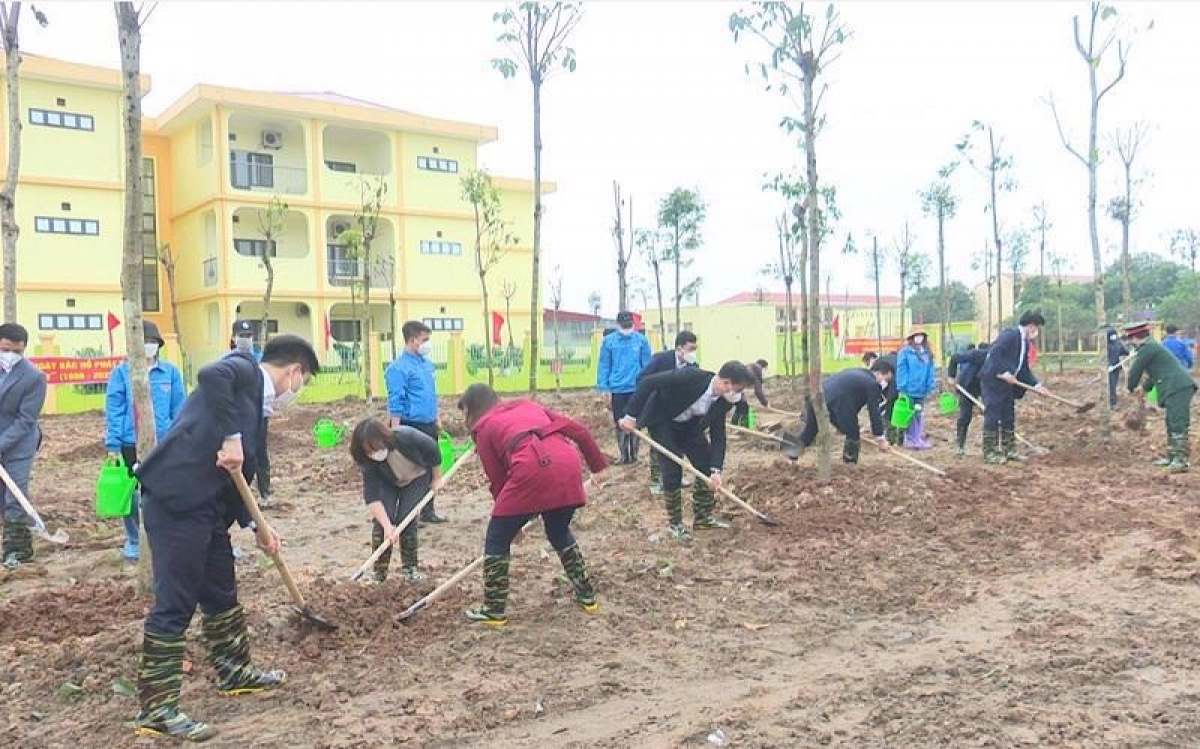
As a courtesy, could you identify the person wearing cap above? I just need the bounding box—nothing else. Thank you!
[896,329,937,450]
[1124,321,1197,473]
[732,359,770,427]
[385,320,446,523]
[229,321,272,506]
[946,342,989,456]
[1162,324,1194,371]
[104,321,187,561]
[637,330,698,492]
[597,311,651,466]
[979,311,1048,464]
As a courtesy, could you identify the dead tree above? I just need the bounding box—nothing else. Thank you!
[1107,121,1148,318]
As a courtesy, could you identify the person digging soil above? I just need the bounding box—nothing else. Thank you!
[1123,322,1197,473]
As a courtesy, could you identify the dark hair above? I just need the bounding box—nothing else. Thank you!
[1018,311,1046,327]
[717,361,752,385]
[977,342,990,350]
[0,323,28,344]
[402,320,431,343]
[349,417,393,466]
[457,383,500,429]
[755,359,768,369]
[261,334,320,375]
[965,343,976,350]
[674,331,697,348]
[861,351,878,365]
[870,360,895,376]
[1166,324,1180,335]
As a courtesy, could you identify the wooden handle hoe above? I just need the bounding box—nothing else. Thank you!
[231,471,337,631]
[1013,380,1095,414]
[350,447,477,582]
[0,464,68,544]
[955,384,1046,454]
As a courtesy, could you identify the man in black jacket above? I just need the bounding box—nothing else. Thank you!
[946,342,989,456]
[980,312,1051,464]
[1104,326,1128,408]
[798,360,894,464]
[636,330,698,493]
[132,335,319,741]
[620,361,751,541]
[732,359,770,427]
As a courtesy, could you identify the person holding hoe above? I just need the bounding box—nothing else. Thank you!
[619,361,752,541]
[386,320,447,524]
[797,358,894,464]
[1123,321,1197,473]
[598,310,652,467]
[132,335,318,741]
[104,320,186,562]
[732,359,770,427]
[457,383,608,627]
[946,342,989,457]
[896,329,937,450]
[348,417,444,584]
[980,311,1048,465]
[637,329,698,493]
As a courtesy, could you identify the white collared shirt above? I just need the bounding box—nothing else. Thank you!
[674,375,721,422]
[261,366,275,417]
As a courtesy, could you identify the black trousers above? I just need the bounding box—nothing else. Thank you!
[1108,368,1121,407]
[799,396,862,446]
[957,388,980,434]
[648,420,711,493]
[143,496,238,636]
[981,378,1017,432]
[485,506,577,556]
[256,418,271,496]
[610,392,634,424]
[375,473,431,538]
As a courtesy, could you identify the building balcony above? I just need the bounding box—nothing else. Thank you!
[227,207,312,289]
[324,214,395,290]
[320,125,396,206]
[227,112,308,196]
[202,257,218,287]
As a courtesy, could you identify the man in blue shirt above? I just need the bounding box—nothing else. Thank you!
[105,321,187,561]
[1162,325,1194,371]
[386,320,445,523]
[597,311,651,465]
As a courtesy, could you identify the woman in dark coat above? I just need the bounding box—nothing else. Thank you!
[457,384,608,627]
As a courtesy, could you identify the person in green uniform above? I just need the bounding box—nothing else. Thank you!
[1124,321,1198,473]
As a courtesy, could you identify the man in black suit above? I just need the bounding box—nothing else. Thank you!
[798,360,894,464]
[946,342,989,456]
[132,335,319,741]
[0,323,47,568]
[636,330,699,493]
[619,361,751,541]
[980,311,1051,464]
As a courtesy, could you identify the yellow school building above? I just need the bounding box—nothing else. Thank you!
[0,53,546,370]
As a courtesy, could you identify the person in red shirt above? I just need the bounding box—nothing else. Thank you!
[457,384,609,627]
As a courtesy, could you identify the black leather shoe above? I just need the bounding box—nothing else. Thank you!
[420,511,448,524]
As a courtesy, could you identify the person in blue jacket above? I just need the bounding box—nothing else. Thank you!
[385,320,446,523]
[1162,325,1194,371]
[104,321,187,562]
[597,311,651,465]
[895,327,937,450]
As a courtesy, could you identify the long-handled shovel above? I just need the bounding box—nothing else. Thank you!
[0,464,68,544]
[230,471,337,631]
[350,447,476,582]
[727,423,802,460]
[632,429,779,526]
[1081,356,1135,387]
[1013,380,1095,414]
[873,441,948,477]
[762,406,801,418]
[955,384,1047,455]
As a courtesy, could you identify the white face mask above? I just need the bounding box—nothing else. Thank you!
[369,448,389,462]
[0,351,20,370]
[144,342,160,359]
[682,351,697,365]
[1026,327,1040,341]
[235,336,254,353]
[912,335,926,345]
[618,327,633,336]
[417,340,433,357]
[723,390,742,404]
[273,369,304,410]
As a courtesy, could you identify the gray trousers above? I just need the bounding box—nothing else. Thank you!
[2,455,33,524]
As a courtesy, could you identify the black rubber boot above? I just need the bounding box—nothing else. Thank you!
[134,632,215,742]
[202,605,286,696]
[842,437,861,464]
[955,423,968,457]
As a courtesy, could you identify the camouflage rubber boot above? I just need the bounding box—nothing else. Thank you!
[887,425,904,447]
[557,543,599,614]
[842,437,861,465]
[134,632,215,742]
[649,456,663,496]
[982,431,1005,465]
[664,489,691,541]
[369,523,392,584]
[2,522,33,569]
[202,605,286,696]
[464,554,509,626]
[1167,433,1190,474]
[693,481,729,530]
[1001,430,1025,462]
[399,532,424,583]
[955,424,968,457]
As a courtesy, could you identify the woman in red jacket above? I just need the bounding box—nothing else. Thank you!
[457,383,608,627]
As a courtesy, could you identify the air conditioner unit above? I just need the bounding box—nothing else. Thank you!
[331,220,351,237]
[295,303,310,318]
[261,130,283,150]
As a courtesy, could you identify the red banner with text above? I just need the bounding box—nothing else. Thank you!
[29,356,123,386]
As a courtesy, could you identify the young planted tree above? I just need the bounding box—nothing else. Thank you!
[893,222,919,338]
[500,279,517,348]
[920,169,958,358]
[115,0,156,595]
[1106,121,1148,318]
[1006,228,1031,320]
[956,121,1016,329]
[972,239,995,338]
[158,242,190,382]
[587,290,601,317]
[760,211,800,376]
[1170,228,1199,272]
[612,182,636,312]
[492,1,582,393]
[351,177,386,400]
[256,195,287,347]
[0,2,46,322]
[461,169,518,387]
[657,187,706,337]
[1049,251,1068,373]
[731,1,851,483]
[635,228,668,346]
[1032,200,1052,278]
[548,264,563,393]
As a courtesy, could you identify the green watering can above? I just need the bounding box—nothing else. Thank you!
[1147,385,1159,406]
[938,391,959,416]
[891,395,916,429]
[746,408,757,429]
[438,432,474,474]
[313,418,346,449]
[95,456,137,519]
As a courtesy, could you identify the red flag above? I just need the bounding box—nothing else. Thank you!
[631,312,643,331]
[831,314,840,338]
[323,312,332,349]
[1029,339,1038,366]
[491,311,504,346]
[106,312,121,355]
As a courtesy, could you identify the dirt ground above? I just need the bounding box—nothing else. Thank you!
[3,373,1200,748]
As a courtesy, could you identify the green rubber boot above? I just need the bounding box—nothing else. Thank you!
[692,481,729,530]
[649,455,663,495]
[399,531,423,583]
[202,605,286,696]
[664,488,692,540]
[1001,430,1024,462]
[464,554,509,626]
[369,523,392,584]
[982,430,1005,465]
[134,632,215,742]
[557,543,599,613]
[1167,433,1190,474]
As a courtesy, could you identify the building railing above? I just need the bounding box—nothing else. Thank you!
[326,245,393,288]
[229,160,307,195]
[202,257,218,287]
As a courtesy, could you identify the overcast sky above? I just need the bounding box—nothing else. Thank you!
[29,1,1200,313]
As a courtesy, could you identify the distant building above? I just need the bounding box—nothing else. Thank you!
[717,291,910,355]
[972,272,1092,340]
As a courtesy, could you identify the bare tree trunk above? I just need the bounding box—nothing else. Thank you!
[160,245,191,382]
[937,205,948,359]
[504,292,514,348]
[473,202,495,387]
[260,251,274,343]
[613,182,627,313]
[1056,279,1065,374]
[117,2,157,597]
[1119,164,1133,318]
[872,236,882,352]
[360,238,373,401]
[652,258,666,348]
[797,220,810,384]
[672,227,682,338]
[801,69,830,483]
[552,305,561,394]
[1,3,20,322]
[528,76,543,394]
[988,127,1004,328]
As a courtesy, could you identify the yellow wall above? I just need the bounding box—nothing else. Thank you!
[12,79,122,184]
[20,290,122,355]
[169,113,220,213]
[16,183,124,285]
[636,303,776,370]
[397,132,477,213]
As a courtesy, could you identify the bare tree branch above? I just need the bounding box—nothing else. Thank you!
[1045,94,1088,166]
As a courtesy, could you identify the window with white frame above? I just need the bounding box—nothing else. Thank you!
[422,317,463,332]
[34,216,100,236]
[38,313,103,331]
[416,155,458,173]
[324,160,357,173]
[29,108,95,131]
[419,239,462,256]
[234,238,277,258]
